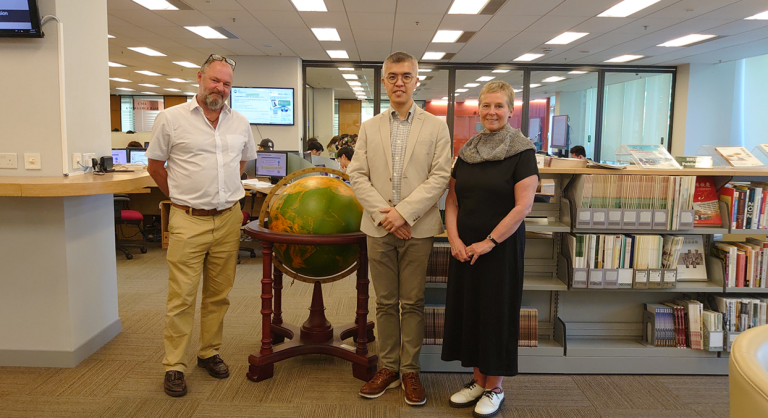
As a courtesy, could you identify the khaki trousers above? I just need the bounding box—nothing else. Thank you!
[367,235,434,374]
[163,204,241,372]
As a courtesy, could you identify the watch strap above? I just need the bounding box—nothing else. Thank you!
[487,234,499,245]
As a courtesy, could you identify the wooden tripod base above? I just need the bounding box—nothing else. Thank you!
[242,226,377,384]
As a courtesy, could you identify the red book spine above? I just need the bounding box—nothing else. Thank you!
[737,190,747,229]
[737,251,746,287]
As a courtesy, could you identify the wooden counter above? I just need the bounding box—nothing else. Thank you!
[0,171,155,197]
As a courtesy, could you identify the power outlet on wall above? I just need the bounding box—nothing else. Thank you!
[83,153,96,167]
[72,153,83,169]
[0,153,17,169]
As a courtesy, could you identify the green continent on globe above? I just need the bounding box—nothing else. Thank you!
[268,176,363,278]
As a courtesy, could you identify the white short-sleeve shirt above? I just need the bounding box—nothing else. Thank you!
[145,98,257,210]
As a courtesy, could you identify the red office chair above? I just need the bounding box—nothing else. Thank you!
[238,211,257,264]
[114,194,148,260]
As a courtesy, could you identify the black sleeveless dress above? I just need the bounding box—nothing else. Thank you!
[441,149,539,376]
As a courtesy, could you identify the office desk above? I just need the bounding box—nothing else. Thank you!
[0,171,154,197]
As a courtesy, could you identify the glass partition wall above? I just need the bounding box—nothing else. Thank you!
[304,63,675,163]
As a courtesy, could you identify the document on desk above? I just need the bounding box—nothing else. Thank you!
[242,179,274,188]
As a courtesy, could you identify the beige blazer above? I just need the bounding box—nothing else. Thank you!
[348,105,452,238]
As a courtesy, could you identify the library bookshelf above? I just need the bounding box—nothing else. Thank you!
[421,167,768,375]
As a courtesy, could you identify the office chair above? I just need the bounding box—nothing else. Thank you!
[238,211,257,264]
[114,194,148,260]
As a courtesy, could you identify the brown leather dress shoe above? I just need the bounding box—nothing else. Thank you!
[197,354,230,379]
[359,368,399,399]
[164,370,187,397]
[401,372,426,406]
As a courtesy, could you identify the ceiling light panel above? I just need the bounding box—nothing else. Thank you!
[108,62,126,67]
[530,84,541,88]
[745,10,768,20]
[422,52,446,60]
[347,81,361,86]
[311,28,340,41]
[115,87,134,91]
[109,78,131,82]
[513,53,544,62]
[173,61,198,68]
[342,74,358,80]
[598,0,661,18]
[132,0,178,11]
[455,88,468,92]
[448,0,490,14]
[339,67,355,71]
[128,47,166,56]
[139,83,159,87]
[492,69,509,73]
[141,92,157,95]
[542,76,566,82]
[167,78,190,83]
[291,0,327,12]
[108,34,115,38]
[464,83,479,87]
[326,50,348,59]
[546,32,589,45]
[605,54,644,62]
[164,88,181,92]
[418,69,432,72]
[432,30,463,43]
[184,26,227,39]
[658,34,716,47]
[135,70,162,76]
[352,87,364,91]
[476,76,494,81]
[569,71,588,74]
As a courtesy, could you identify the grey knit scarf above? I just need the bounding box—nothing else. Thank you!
[458,123,536,164]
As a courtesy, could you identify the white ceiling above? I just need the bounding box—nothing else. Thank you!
[107,0,768,96]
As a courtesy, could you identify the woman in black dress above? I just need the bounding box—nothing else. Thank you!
[441,80,539,418]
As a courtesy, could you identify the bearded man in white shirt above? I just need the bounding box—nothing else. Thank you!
[146,54,257,398]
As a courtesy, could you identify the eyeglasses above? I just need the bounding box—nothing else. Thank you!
[204,54,236,71]
[385,73,414,84]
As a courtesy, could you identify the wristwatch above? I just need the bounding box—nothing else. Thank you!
[487,234,499,246]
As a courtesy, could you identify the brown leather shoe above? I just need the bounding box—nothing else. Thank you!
[359,368,399,399]
[164,370,187,397]
[197,354,229,379]
[401,372,426,406]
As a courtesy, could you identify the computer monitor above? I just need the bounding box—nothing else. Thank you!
[256,151,288,183]
[551,115,569,148]
[128,149,148,165]
[111,148,128,165]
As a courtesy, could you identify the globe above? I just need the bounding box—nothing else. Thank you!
[268,176,363,278]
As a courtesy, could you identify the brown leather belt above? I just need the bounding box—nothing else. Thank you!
[172,203,233,216]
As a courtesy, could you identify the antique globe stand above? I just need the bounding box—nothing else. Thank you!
[244,167,377,383]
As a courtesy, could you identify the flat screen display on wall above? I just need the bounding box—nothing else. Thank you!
[0,0,43,38]
[230,87,295,126]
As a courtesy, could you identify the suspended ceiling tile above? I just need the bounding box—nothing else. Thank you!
[237,0,296,12]
[393,13,444,32]
[355,41,394,61]
[648,0,740,19]
[343,0,396,13]
[254,10,307,28]
[112,10,176,27]
[546,0,626,17]
[182,0,246,11]
[495,0,563,16]
[299,11,352,29]
[438,15,493,32]
[353,29,394,43]
[153,10,218,26]
[348,12,396,32]
[482,14,541,32]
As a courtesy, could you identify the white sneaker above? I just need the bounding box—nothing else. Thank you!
[449,379,484,408]
[473,389,504,418]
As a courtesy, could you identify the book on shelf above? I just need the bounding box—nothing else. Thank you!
[714,146,764,167]
[567,174,696,230]
[675,156,713,169]
[676,235,707,282]
[422,306,538,347]
[692,177,722,226]
[623,144,681,169]
[586,160,626,170]
[426,242,450,284]
[718,183,768,230]
[645,299,712,350]
[704,295,768,333]
[644,303,676,347]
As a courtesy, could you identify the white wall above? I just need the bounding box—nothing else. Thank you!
[233,56,303,152]
[682,62,738,155]
[740,54,768,151]
[0,0,121,366]
[313,88,335,146]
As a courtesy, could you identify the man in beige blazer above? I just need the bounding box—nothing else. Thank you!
[348,51,451,406]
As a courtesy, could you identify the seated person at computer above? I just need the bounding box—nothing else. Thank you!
[570,145,586,160]
[127,140,144,149]
[337,146,354,173]
[308,141,324,156]
[327,136,341,153]
[258,138,274,151]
